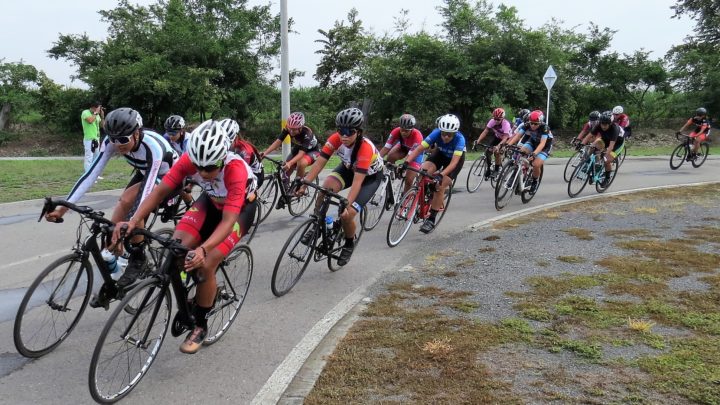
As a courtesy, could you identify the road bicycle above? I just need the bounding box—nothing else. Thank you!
[270,179,367,297]
[362,162,405,231]
[255,156,318,222]
[669,132,710,170]
[386,166,452,247]
[567,145,619,198]
[494,145,544,211]
[563,140,587,183]
[466,142,500,192]
[88,226,253,403]
[13,198,169,358]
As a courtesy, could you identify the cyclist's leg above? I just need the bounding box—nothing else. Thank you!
[295,150,318,179]
[338,172,381,264]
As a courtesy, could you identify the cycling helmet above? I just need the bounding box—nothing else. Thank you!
[612,105,623,114]
[528,110,545,123]
[187,120,229,167]
[492,108,505,120]
[104,108,142,138]
[521,110,531,123]
[218,118,240,143]
[335,107,364,129]
[437,114,461,133]
[164,115,185,131]
[399,113,416,129]
[599,111,613,124]
[696,107,707,116]
[286,112,305,129]
[588,111,600,121]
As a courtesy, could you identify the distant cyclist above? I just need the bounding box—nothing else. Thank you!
[589,111,624,186]
[677,107,711,158]
[474,108,512,179]
[163,115,188,155]
[221,118,264,189]
[512,108,530,133]
[612,105,632,139]
[573,111,600,146]
[507,110,552,194]
[378,113,423,193]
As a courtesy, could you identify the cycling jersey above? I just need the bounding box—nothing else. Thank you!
[232,139,263,177]
[517,123,553,143]
[613,113,630,128]
[163,152,257,214]
[590,122,624,148]
[422,129,466,158]
[67,130,177,205]
[384,127,423,166]
[163,133,188,155]
[686,116,711,135]
[485,118,512,139]
[278,126,319,152]
[321,133,384,175]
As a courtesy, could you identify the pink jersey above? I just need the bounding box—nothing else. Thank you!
[485,118,512,139]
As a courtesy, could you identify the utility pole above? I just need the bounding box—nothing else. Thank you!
[280,0,290,159]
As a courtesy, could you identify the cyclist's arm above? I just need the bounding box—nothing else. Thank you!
[285,149,305,167]
[304,134,338,181]
[66,140,114,204]
[134,141,166,211]
[261,139,282,157]
[441,153,463,177]
[404,142,426,164]
[532,136,548,156]
[476,128,489,144]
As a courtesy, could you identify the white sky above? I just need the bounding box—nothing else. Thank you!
[0,0,693,88]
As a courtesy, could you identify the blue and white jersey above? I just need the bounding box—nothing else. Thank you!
[163,132,189,155]
[421,129,466,158]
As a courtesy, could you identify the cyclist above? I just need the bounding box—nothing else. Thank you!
[297,107,383,266]
[612,105,632,139]
[378,113,423,194]
[474,108,511,179]
[113,119,258,354]
[45,107,179,307]
[221,118,264,189]
[507,110,552,194]
[512,108,530,133]
[163,115,188,155]
[260,112,320,208]
[573,110,600,146]
[402,113,466,234]
[589,111,624,186]
[677,107,711,158]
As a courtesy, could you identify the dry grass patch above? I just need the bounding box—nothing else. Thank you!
[604,228,658,239]
[455,257,477,268]
[536,259,551,267]
[494,217,533,229]
[628,318,656,333]
[615,239,720,272]
[483,235,501,241]
[563,227,594,240]
[557,255,587,264]
[683,225,720,244]
[479,246,496,253]
[442,271,458,277]
[634,207,659,214]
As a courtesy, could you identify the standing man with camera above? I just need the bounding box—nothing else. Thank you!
[81,101,104,176]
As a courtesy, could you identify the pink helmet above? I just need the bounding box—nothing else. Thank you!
[286,112,305,129]
[492,108,505,120]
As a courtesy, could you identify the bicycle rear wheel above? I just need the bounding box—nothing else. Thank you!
[691,143,709,168]
[89,278,171,404]
[669,144,687,170]
[567,159,591,198]
[257,176,278,223]
[466,155,488,193]
[204,244,253,345]
[271,218,316,296]
[362,174,388,231]
[617,145,627,168]
[241,203,261,244]
[386,189,420,247]
[521,165,543,203]
[14,253,92,358]
[287,176,318,217]
[494,162,518,211]
[563,150,583,183]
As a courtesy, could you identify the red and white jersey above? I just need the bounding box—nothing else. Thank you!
[320,134,383,175]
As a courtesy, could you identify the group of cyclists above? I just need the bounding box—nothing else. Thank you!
[41,102,711,356]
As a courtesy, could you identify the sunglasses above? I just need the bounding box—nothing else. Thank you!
[440,131,454,137]
[166,130,179,136]
[529,122,541,126]
[109,135,132,145]
[194,163,222,172]
[338,127,358,137]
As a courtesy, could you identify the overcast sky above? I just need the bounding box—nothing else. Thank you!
[0,0,693,88]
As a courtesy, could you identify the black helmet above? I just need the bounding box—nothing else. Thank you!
[517,108,530,119]
[696,107,707,116]
[399,114,416,129]
[105,108,142,138]
[164,115,185,131]
[599,111,613,124]
[588,111,600,121]
[335,107,364,129]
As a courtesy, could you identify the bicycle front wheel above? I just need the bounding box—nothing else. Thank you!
[567,159,591,198]
[692,143,709,168]
[271,218,316,296]
[257,176,278,223]
[328,208,366,271]
[494,162,518,211]
[386,188,420,247]
[563,150,583,183]
[521,165,543,204]
[204,244,253,345]
[89,278,171,404]
[595,160,619,193]
[287,176,318,217]
[14,253,93,358]
[362,175,388,231]
[466,155,488,193]
[669,144,687,170]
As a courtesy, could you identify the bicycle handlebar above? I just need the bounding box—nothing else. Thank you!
[39,197,112,225]
[296,178,349,208]
[263,156,285,167]
[122,224,190,255]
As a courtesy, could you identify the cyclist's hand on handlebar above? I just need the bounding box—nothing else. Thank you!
[45,207,67,223]
[112,220,136,247]
[433,173,444,184]
[184,247,206,271]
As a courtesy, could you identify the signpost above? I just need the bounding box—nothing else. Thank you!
[543,65,557,124]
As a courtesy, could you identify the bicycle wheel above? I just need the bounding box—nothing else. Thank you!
[287,176,318,217]
[271,218,316,296]
[563,150,583,183]
[362,175,388,231]
[14,253,92,358]
[669,144,687,170]
[241,203,261,244]
[691,143,709,168]
[617,145,627,168]
[567,159,591,198]
[89,278,171,404]
[466,155,488,193]
[596,160,619,193]
[204,244,253,345]
[494,162,518,211]
[433,183,453,229]
[386,188,420,247]
[521,165,544,204]
[328,208,367,271]
[257,176,278,223]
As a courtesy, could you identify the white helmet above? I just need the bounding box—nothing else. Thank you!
[218,118,240,144]
[612,106,623,114]
[437,114,460,133]
[187,119,228,167]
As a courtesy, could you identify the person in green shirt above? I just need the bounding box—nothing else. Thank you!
[81,102,104,173]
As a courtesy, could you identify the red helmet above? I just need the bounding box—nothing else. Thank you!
[286,112,305,129]
[492,108,505,120]
[528,110,544,123]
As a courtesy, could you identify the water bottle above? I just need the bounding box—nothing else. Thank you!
[325,215,334,232]
[101,249,120,279]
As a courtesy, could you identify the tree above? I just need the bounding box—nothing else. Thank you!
[314,8,369,88]
[0,61,43,130]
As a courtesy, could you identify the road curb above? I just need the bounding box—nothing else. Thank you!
[270,179,720,404]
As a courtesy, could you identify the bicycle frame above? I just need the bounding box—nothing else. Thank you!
[298,179,350,262]
[402,166,441,221]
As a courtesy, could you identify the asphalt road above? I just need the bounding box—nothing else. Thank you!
[0,156,717,404]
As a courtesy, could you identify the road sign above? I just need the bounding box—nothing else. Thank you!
[543,65,557,90]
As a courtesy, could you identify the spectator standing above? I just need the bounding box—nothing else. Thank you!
[81,102,104,174]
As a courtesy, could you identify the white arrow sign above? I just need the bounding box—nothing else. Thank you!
[543,65,557,90]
